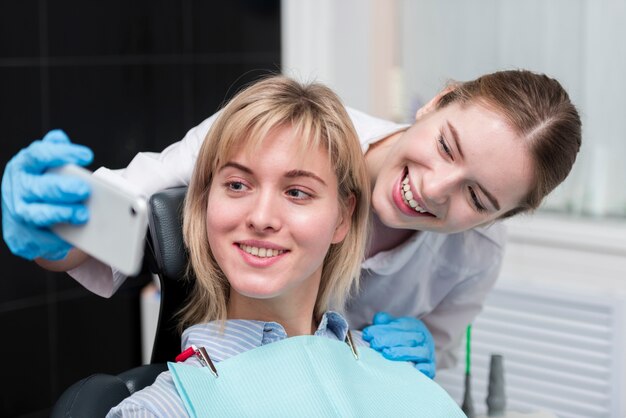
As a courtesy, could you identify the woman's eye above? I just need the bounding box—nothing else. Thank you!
[438,135,454,160]
[226,181,247,192]
[469,187,487,213]
[286,188,311,200]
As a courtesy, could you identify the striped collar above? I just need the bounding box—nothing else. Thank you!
[180,311,350,363]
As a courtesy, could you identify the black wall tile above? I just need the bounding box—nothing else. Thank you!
[47,0,184,57]
[48,64,186,168]
[0,67,42,161]
[0,0,40,58]
[0,305,52,416]
[0,254,50,303]
[54,285,145,395]
[192,0,280,54]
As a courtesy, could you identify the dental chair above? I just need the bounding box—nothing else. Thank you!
[51,187,190,417]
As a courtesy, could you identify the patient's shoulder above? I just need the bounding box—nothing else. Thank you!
[107,370,188,417]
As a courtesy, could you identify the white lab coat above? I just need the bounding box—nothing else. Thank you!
[69,108,505,368]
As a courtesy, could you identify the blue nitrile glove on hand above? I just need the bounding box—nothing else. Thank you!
[362,311,437,379]
[2,129,93,260]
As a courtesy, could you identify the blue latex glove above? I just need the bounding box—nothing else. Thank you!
[2,129,93,260]
[362,311,437,379]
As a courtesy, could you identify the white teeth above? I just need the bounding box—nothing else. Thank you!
[401,174,428,213]
[239,244,284,258]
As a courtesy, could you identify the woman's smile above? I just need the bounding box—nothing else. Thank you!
[235,240,289,267]
[237,238,287,256]
[394,167,435,217]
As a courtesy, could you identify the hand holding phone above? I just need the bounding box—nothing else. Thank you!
[48,164,149,276]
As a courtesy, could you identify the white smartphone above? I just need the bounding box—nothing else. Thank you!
[49,164,149,276]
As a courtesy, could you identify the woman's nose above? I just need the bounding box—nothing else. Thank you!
[246,192,282,232]
[422,169,462,206]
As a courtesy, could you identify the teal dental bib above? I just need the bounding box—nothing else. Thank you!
[168,335,465,417]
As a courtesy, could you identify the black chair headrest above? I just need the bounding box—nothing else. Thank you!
[145,186,191,363]
[147,187,188,279]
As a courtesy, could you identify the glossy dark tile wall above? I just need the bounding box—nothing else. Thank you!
[0,1,280,416]
[0,1,40,57]
[47,1,185,56]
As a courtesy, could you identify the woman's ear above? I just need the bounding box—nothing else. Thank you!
[331,194,356,244]
[414,84,458,121]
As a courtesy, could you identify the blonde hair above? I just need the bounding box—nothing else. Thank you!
[180,75,370,329]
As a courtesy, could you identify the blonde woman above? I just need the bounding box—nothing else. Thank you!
[107,75,375,415]
[103,75,465,417]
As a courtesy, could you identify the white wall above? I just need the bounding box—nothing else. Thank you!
[502,213,626,297]
[282,0,397,117]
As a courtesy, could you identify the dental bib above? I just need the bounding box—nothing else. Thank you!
[168,335,465,417]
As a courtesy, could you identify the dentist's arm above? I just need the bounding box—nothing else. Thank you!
[5,112,214,297]
[35,248,89,271]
